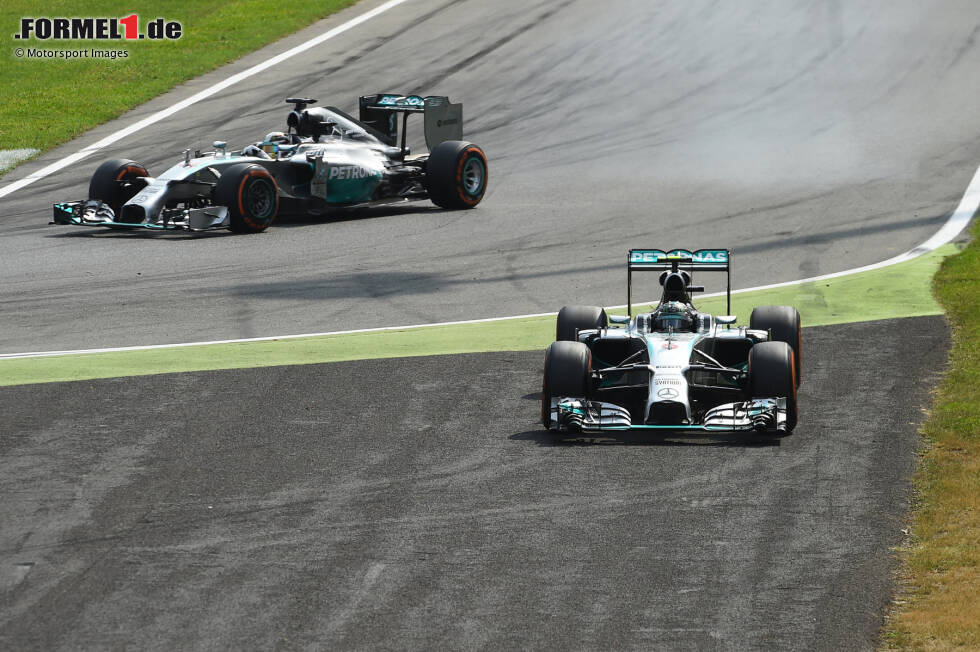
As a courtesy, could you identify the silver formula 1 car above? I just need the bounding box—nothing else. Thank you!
[542,249,802,434]
[52,94,487,233]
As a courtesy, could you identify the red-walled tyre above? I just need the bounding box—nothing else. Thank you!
[750,305,802,386]
[214,163,279,233]
[749,341,798,432]
[88,158,149,217]
[425,140,487,209]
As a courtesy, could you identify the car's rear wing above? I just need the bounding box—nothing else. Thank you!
[359,94,463,152]
[627,248,731,316]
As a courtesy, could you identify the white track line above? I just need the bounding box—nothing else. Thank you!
[721,162,980,294]
[0,0,411,200]
[3,162,978,361]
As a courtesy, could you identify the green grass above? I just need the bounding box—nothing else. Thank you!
[0,0,357,158]
[0,244,953,387]
[882,223,980,649]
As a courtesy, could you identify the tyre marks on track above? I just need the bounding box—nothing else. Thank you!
[0,316,948,649]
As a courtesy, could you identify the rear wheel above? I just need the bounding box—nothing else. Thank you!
[541,341,592,428]
[425,140,487,209]
[556,305,608,342]
[214,163,279,233]
[88,158,149,216]
[750,305,802,386]
[749,341,797,432]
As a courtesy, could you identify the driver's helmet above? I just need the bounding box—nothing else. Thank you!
[652,301,695,332]
[264,131,291,144]
[261,132,291,155]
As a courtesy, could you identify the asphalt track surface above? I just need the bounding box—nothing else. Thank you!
[0,317,949,650]
[0,1,973,649]
[1,0,979,354]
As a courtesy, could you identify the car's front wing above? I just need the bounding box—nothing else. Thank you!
[550,398,788,433]
[52,200,229,232]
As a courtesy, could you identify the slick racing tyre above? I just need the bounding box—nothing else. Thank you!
[425,140,487,209]
[88,158,149,217]
[556,305,608,342]
[749,341,797,432]
[750,305,802,386]
[541,340,592,428]
[214,163,279,233]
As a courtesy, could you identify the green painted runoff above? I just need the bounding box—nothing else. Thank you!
[0,244,955,387]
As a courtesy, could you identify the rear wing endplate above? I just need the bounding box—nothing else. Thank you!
[359,94,463,151]
[627,248,732,316]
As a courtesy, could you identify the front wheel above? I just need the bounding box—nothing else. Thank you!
[541,340,592,428]
[750,305,802,386]
[214,163,279,233]
[88,158,149,217]
[749,341,797,432]
[425,140,487,209]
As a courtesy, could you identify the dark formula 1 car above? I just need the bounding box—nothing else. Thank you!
[52,94,488,233]
[542,249,802,434]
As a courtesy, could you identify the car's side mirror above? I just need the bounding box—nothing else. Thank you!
[716,315,737,325]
